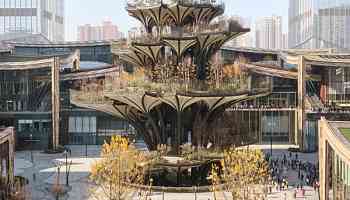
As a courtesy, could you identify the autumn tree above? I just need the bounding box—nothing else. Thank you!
[219,148,270,200]
[90,136,149,200]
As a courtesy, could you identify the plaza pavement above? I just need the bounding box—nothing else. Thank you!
[15,145,102,200]
[14,144,319,200]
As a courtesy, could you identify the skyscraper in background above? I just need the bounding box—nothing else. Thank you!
[282,33,288,49]
[289,0,350,51]
[0,0,65,42]
[255,16,282,49]
[78,21,124,41]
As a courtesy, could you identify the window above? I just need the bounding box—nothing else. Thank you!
[0,16,4,33]
[68,116,96,133]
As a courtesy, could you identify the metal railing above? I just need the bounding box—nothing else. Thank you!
[128,21,243,44]
[232,92,297,109]
[126,0,224,9]
[326,81,350,105]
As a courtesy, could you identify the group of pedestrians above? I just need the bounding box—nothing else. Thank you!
[267,151,319,195]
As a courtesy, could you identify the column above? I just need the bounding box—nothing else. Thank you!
[8,127,14,185]
[52,57,60,150]
[297,56,306,150]
[319,117,327,200]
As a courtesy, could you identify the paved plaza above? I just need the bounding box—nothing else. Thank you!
[14,144,319,200]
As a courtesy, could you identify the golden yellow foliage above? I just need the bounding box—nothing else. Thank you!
[219,148,270,200]
[90,135,148,200]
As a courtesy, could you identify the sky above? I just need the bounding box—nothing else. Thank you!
[65,0,289,41]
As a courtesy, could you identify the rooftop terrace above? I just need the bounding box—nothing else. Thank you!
[328,121,350,148]
[339,128,350,143]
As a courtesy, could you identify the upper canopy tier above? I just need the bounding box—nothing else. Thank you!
[126,0,225,30]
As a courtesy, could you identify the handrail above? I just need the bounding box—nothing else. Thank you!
[126,0,224,10]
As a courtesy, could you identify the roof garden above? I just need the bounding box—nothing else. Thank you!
[339,128,350,142]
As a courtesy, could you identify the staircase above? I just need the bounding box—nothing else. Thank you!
[306,81,325,112]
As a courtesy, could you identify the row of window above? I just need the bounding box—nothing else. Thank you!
[0,0,64,15]
[0,16,37,33]
[328,68,350,104]
[0,0,38,8]
[68,116,128,133]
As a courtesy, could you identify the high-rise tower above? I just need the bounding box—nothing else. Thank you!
[0,0,65,42]
[289,0,350,51]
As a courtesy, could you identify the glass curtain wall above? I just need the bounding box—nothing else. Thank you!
[68,116,97,145]
[304,120,318,152]
[68,115,131,145]
[235,92,297,109]
[261,111,294,143]
[0,0,38,33]
[289,0,350,51]
[315,0,350,50]
[289,0,315,49]
[327,67,350,105]
[0,69,51,112]
[15,119,51,150]
[0,0,64,41]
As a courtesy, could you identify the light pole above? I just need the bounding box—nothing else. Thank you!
[63,150,69,187]
[30,134,33,163]
[268,119,273,157]
[25,133,40,164]
[85,134,88,157]
[194,186,197,200]
[270,136,273,157]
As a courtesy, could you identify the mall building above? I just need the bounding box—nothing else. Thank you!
[0,41,132,150]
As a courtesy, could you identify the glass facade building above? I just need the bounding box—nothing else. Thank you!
[0,0,64,42]
[0,43,130,150]
[289,0,350,51]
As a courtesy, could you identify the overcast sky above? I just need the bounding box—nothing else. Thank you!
[65,0,289,41]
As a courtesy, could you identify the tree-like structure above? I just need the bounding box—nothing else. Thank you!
[90,136,149,200]
[71,0,272,153]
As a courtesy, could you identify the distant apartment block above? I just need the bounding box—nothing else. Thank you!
[78,21,124,41]
[255,16,282,49]
[0,0,65,42]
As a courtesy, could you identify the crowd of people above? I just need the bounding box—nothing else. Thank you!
[267,151,319,196]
